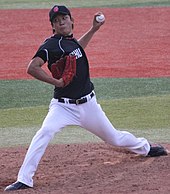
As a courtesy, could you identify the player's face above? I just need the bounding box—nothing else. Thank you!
[52,14,73,36]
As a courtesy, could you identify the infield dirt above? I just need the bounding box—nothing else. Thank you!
[0,7,170,79]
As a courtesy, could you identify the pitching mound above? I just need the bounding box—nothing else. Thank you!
[0,143,170,194]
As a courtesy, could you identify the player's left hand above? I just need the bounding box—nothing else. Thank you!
[51,55,77,87]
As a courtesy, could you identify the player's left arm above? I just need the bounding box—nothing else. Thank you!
[78,12,105,49]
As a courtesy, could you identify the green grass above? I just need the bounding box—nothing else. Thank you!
[1,94,170,147]
[0,126,102,147]
[1,78,170,109]
[1,124,170,148]
[0,80,53,109]
[0,0,170,9]
[0,78,170,147]
[102,95,170,130]
[1,94,170,129]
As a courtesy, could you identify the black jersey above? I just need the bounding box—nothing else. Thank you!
[33,34,94,99]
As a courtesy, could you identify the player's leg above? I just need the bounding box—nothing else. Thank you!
[17,99,80,187]
[80,96,150,156]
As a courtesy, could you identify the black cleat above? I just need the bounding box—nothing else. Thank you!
[148,144,168,157]
[4,181,31,191]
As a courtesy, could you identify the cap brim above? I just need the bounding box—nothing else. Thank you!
[51,12,69,21]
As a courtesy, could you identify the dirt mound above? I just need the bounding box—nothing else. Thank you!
[0,143,170,194]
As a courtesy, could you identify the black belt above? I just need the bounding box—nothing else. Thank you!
[57,92,94,105]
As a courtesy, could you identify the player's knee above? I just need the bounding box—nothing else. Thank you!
[38,126,55,138]
[40,124,62,137]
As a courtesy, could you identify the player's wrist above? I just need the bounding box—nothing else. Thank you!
[53,78,64,88]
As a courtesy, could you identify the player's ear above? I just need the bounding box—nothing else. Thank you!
[51,22,55,34]
[71,17,74,23]
[71,17,74,29]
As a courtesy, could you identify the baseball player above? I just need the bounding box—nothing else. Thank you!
[5,5,167,191]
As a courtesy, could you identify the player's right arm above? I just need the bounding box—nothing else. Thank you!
[78,12,104,49]
[27,57,64,88]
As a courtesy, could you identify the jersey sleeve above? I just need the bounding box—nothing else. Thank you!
[33,49,48,63]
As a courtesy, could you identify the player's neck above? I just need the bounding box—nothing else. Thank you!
[54,33,73,39]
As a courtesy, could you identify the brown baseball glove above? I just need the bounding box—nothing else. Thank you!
[51,55,76,87]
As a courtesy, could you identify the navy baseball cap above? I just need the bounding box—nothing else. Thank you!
[49,5,71,22]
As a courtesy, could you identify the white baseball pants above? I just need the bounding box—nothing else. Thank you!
[17,93,150,187]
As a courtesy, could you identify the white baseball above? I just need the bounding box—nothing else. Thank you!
[96,14,105,23]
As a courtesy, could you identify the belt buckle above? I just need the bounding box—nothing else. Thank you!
[75,99,80,105]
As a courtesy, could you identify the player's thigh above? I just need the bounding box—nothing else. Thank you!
[42,99,79,133]
[81,98,118,140]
